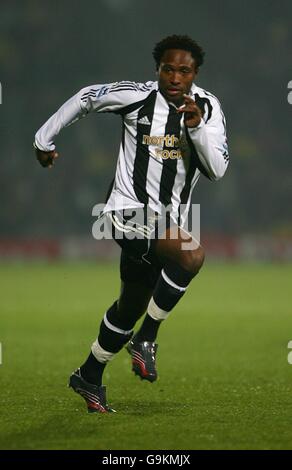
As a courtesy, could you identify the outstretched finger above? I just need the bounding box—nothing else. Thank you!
[183,94,195,102]
[177,104,187,113]
[177,104,194,113]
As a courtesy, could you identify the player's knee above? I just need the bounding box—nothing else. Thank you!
[179,246,205,276]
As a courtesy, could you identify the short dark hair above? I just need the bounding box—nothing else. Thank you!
[152,35,205,70]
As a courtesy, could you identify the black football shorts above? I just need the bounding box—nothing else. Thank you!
[97,206,175,288]
[107,208,165,263]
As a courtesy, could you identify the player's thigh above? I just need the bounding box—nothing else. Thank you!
[153,225,203,273]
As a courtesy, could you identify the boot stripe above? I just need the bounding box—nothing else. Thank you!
[77,388,101,404]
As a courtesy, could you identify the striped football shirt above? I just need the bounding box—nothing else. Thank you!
[35,80,229,227]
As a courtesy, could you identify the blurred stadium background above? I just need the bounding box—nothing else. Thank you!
[1,0,292,451]
[0,0,292,261]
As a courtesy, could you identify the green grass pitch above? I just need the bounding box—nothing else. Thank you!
[1,261,292,450]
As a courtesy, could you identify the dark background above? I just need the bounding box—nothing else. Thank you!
[1,0,291,238]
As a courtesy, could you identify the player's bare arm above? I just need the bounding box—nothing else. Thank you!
[177,94,202,128]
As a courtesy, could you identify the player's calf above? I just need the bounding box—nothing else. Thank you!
[130,247,204,381]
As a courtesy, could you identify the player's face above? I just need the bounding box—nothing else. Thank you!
[158,49,197,105]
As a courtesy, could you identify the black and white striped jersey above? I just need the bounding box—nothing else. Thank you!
[35,80,229,227]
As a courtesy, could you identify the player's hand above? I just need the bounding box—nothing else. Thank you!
[35,147,59,168]
[177,94,202,128]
